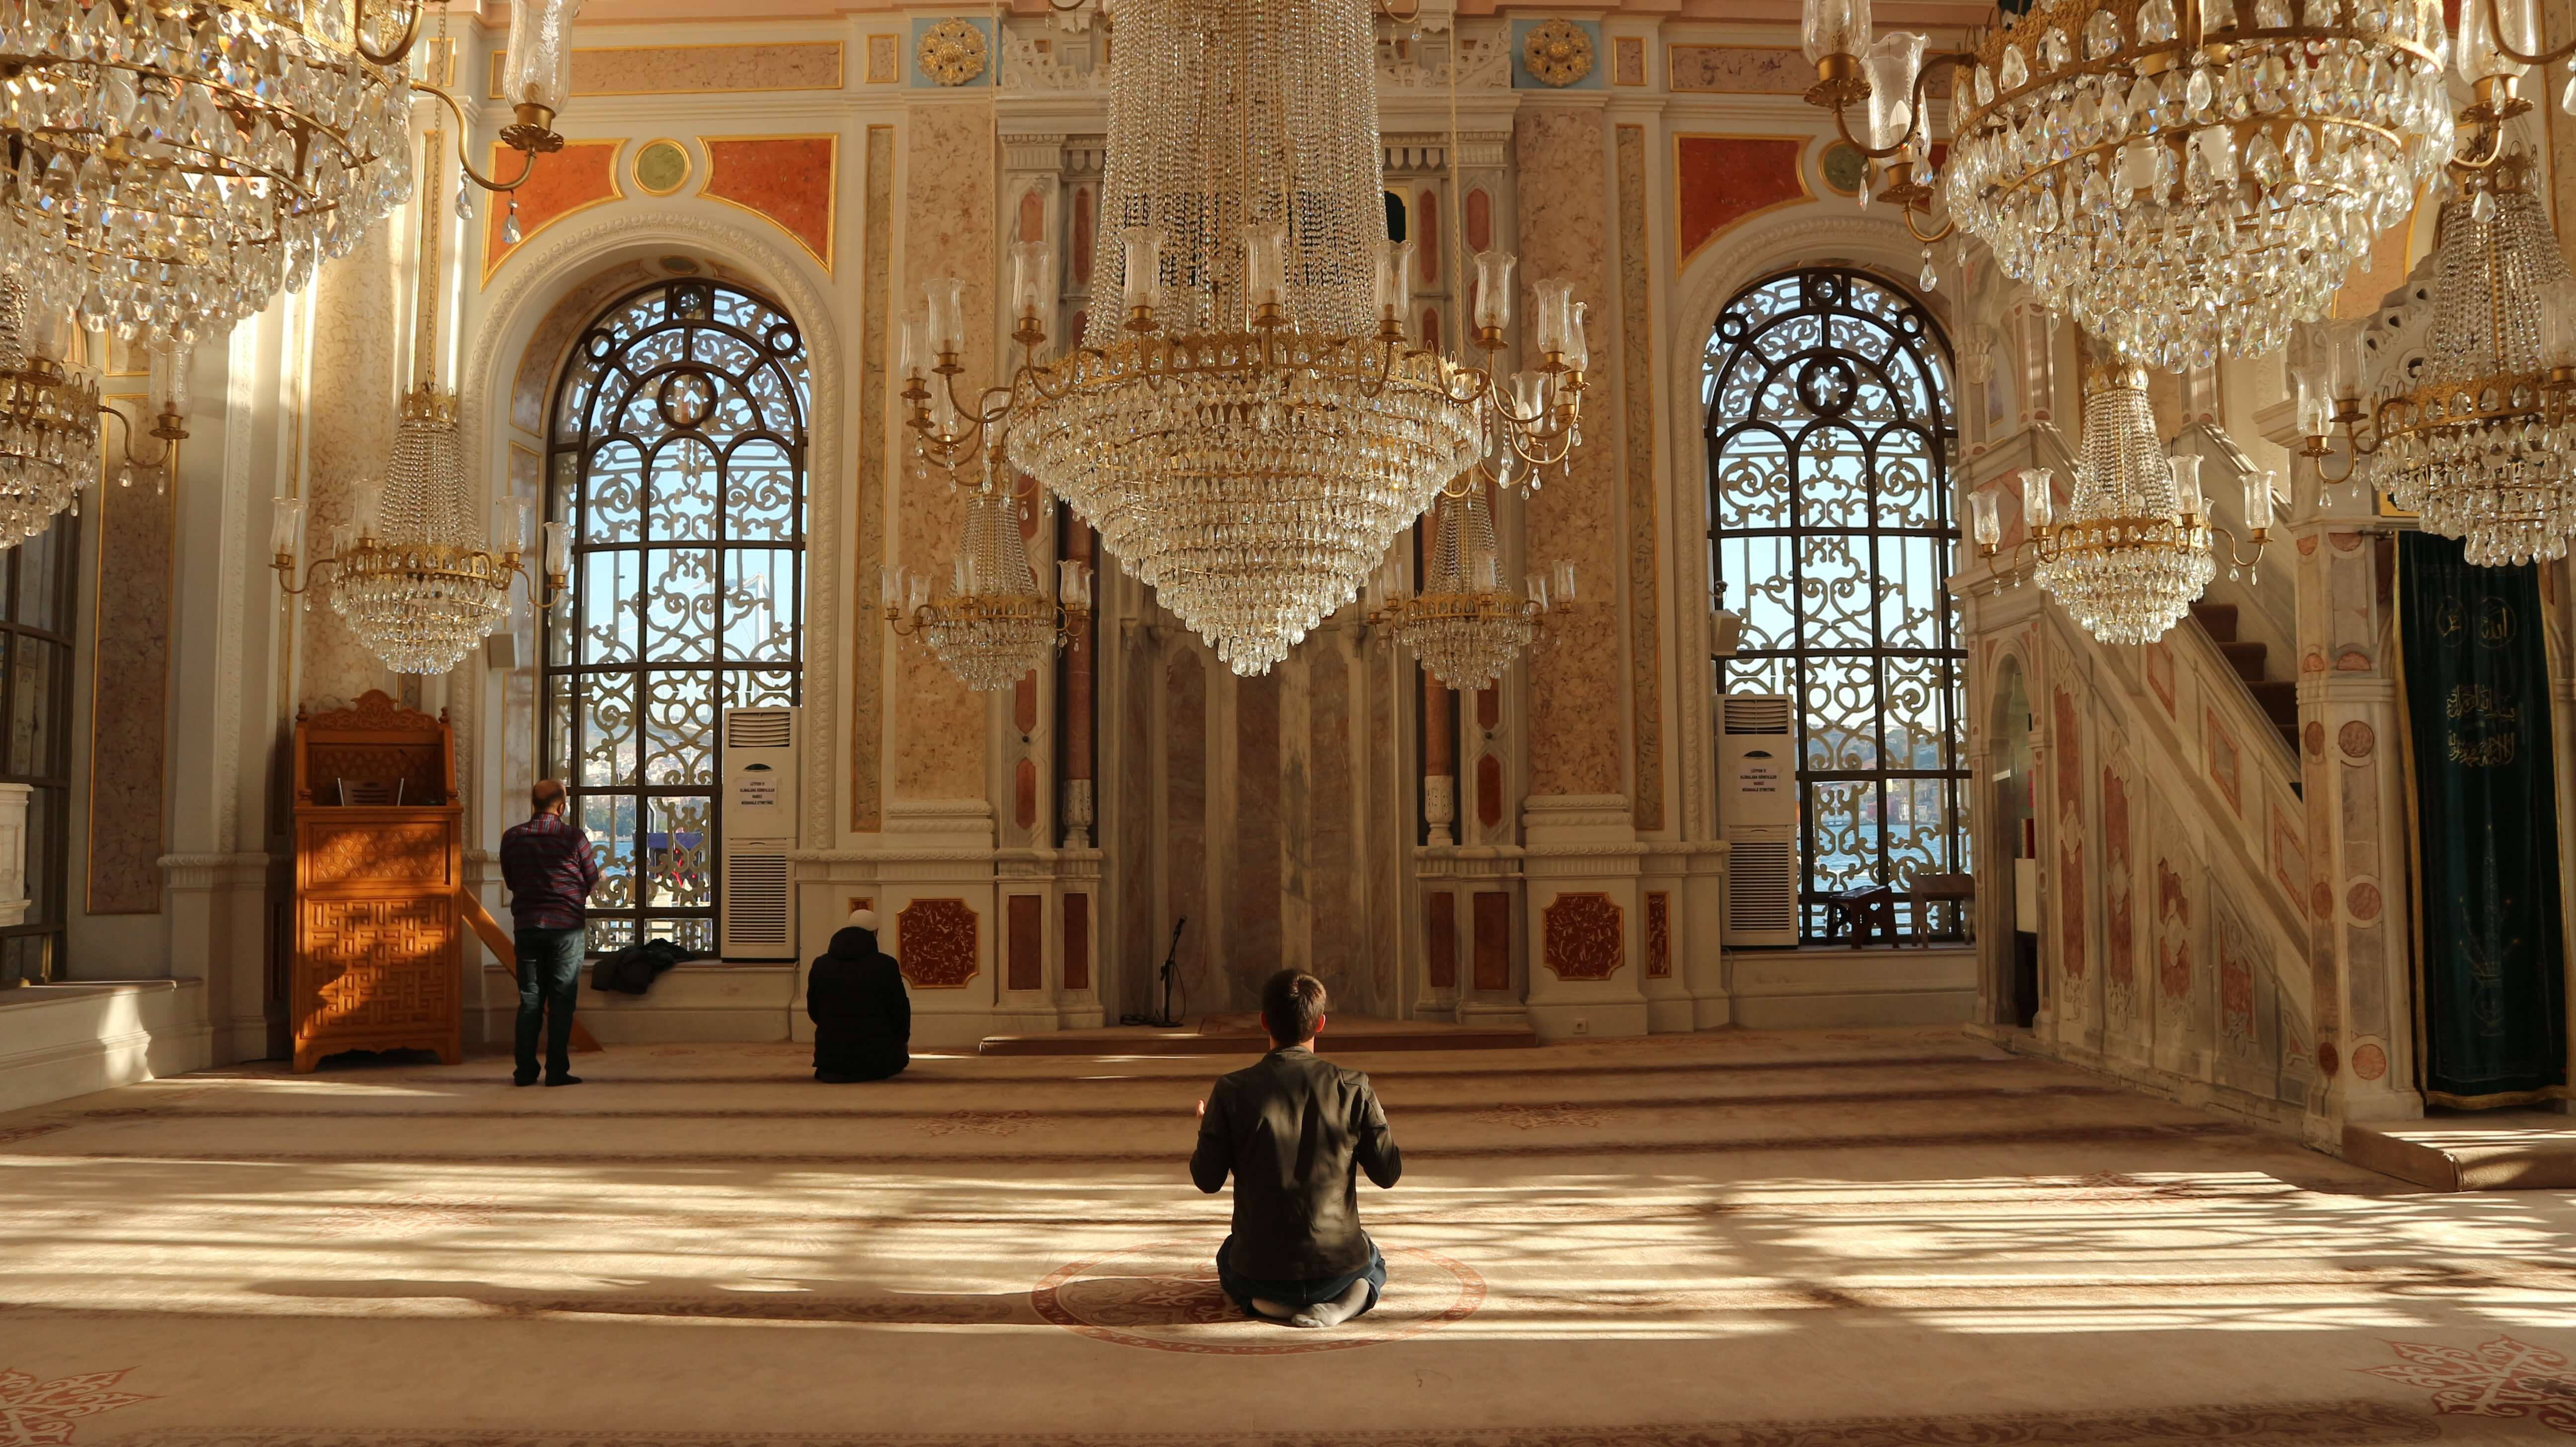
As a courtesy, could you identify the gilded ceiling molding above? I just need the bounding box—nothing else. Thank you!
[461,207,845,847]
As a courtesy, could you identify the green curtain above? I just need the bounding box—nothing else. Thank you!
[2399,533,2568,1108]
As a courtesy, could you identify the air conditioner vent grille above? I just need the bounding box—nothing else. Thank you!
[1723,694,1793,734]
[725,710,794,750]
[1726,838,1799,936]
[723,853,791,949]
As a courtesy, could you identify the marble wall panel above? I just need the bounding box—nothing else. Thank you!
[491,41,843,98]
[1666,45,1808,94]
[1166,649,1207,994]
[1516,107,1623,800]
[1115,639,1153,1005]
[1615,124,1664,834]
[851,126,893,832]
[893,105,994,799]
[1310,648,1371,1010]
[1227,672,1283,1009]
[84,472,169,914]
[704,137,839,271]
[302,226,397,712]
[1674,137,1810,265]
[482,140,624,283]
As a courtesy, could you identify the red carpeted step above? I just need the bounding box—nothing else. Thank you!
[2187,601,2240,643]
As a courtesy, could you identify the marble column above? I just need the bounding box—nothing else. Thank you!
[1061,520,1096,849]
[299,223,398,712]
[1422,665,1455,846]
[1511,100,1645,1039]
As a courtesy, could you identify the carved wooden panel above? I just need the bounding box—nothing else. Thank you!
[1472,890,1512,992]
[1645,890,1672,978]
[1062,892,1091,992]
[1542,891,1626,980]
[1007,893,1043,992]
[303,896,457,1030]
[306,824,454,886]
[898,897,979,988]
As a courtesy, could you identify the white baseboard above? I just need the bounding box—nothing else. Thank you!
[0,979,211,1115]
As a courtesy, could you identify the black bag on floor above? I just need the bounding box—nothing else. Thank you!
[589,939,700,995]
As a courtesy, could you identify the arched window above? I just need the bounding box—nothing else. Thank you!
[1705,268,1963,940]
[544,280,810,955]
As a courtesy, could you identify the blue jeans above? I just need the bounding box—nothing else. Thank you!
[1214,1235,1385,1321]
[513,927,585,1080]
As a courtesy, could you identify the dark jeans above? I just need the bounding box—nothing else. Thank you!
[1213,1234,1385,1321]
[514,927,585,1081]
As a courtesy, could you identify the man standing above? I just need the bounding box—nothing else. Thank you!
[804,908,912,1082]
[1190,969,1402,1328]
[498,779,601,1087]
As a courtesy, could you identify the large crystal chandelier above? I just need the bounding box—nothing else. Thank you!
[1368,485,1568,691]
[884,482,1089,693]
[1972,359,2271,644]
[898,0,1586,676]
[0,0,579,347]
[1801,0,2455,371]
[269,125,563,671]
[2301,152,2576,565]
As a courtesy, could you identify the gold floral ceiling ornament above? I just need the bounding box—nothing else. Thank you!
[1521,19,1594,87]
[917,18,989,86]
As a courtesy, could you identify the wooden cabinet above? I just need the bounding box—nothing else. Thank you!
[291,691,462,1071]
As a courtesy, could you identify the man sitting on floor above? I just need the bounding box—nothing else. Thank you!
[805,909,911,1083]
[1191,968,1402,1329]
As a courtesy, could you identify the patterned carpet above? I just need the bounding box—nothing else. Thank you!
[5,1026,2576,1444]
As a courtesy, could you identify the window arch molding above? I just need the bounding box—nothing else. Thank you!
[541,277,813,954]
[459,210,849,854]
[1703,264,1965,940]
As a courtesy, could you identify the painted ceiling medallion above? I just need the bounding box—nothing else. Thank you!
[918,19,990,87]
[1522,20,1595,87]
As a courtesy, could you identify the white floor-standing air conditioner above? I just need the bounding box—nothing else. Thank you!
[718,706,801,960]
[1719,693,1799,947]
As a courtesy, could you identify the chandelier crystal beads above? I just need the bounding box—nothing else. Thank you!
[1368,485,1566,692]
[0,275,98,545]
[1974,360,2271,645]
[322,384,526,673]
[2349,157,2576,566]
[899,0,1585,678]
[884,484,1089,693]
[1804,0,2454,372]
[0,0,579,347]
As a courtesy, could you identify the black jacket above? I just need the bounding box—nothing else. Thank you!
[806,926,911,1077]
[1191,1046,1402,1281]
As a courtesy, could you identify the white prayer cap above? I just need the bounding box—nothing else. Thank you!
[848,908,880,931]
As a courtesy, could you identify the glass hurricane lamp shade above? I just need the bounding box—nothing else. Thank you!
[0,273,96,546]
[2028,362,2215,646]
[1968,487,2002,550]
[328,386,516,674]
[1935,0,2454,373]
[1372,486,1540,692]
[1472,251,1517,335]
[502,0,584,121]
[1858,31,1925,149]
[2370,162,2576,566]
[1373,241,1415,326]
[2456,0,2537,84]
[1802,0,1871,64]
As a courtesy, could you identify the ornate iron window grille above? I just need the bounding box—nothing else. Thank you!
[1704,267,1966,941]
[542,280,810,956]
[2,515,74,984]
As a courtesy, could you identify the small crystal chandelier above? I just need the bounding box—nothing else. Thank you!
[0,0,580,347]
[1972,358,2271,645]
[1800,0,2456,371]
[897,0,1586,677]
[0,276,98,544]
[1368,486,1570,692]
[883,481,1089,693]
[269,124,564,672]
[2300,150,2576,565]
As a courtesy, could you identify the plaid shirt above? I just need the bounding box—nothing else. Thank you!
[499,810,602,931]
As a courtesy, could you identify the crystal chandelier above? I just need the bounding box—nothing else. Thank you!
[897,0,1587,677]
[0,275,98,544]
[270,124,564,672]
[1801,0,2455,371]
[1972,358,2271,644]
[2301,152,2576,565]
[0,0,579,347]
[883,481,1090,693]
[1368,485,1569,691]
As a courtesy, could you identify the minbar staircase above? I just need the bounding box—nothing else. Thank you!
[2188,602,2298,756]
